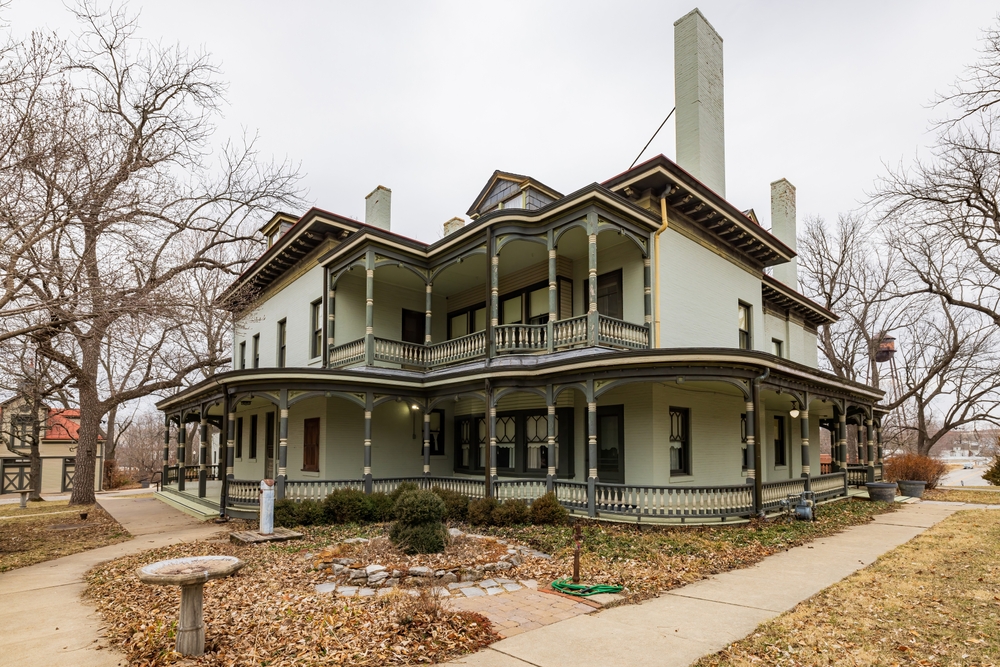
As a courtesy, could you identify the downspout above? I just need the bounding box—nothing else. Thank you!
[752,367,770,517]
[654,193,671,347]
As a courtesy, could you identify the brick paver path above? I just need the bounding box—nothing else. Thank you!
[448,587,597,637]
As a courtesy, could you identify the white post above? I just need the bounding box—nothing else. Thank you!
[259,479,275,535]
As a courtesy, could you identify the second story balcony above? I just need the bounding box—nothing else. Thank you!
[326,211,653,371]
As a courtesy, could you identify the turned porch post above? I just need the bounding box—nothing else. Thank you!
[587,212,598,348]
[546,384,556,493]
[800,406,811,492]
[751,380,763,515]
[643,256,653,348]
[587,379,597,518]
[364,249,375,366]
[327,282,336,364]
[875,420,884,464]
[198,414,208,498]
[177,417,187,492]
[363,392,373,494]
[425,282,433,346]
[162,414,171,486]
[489,238,499,358]
[547,230,556,354]
[219,394,231,519]
[277,389,288,499]
[745,392,760,514]
[865,418,875,483]
[834,407,847,472]
[422,409,431,477]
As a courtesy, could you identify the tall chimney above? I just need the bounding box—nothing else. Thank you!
[770,178,797,288]
[674,9,726,198]
[365,185,391,230]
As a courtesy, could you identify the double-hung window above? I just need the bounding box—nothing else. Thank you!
[277,320,287,367]
[235,417,244,459]
[741,413,749,470]
[669,407,691,475]
[773,416,787,467]
[738,303,752,350]
[249,415,258,459]
[310,300,322,358]
[252,334,260,368]
[239,341,246,370]
[596,269,624,320]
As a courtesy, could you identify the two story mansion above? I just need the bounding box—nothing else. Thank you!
[155,10,885,522]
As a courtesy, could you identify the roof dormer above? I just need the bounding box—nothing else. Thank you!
[467,170,562,219]
[259,212,300,248]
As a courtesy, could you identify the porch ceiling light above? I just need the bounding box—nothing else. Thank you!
[789,409,800,418]
[676,377,684,384]
[410,404,420,411]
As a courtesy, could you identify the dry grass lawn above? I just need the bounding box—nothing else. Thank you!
[924,488,1000,505]
[0,502,130,571]
[695,509,1000,666]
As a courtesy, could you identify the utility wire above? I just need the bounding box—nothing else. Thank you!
[629,107,676,170]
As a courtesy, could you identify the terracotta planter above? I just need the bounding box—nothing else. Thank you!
[896,480,926,498]
[865,482,897,503]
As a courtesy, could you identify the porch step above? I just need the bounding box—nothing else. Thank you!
[155,487,219,521]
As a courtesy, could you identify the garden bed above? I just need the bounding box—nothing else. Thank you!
[85,498,895,665]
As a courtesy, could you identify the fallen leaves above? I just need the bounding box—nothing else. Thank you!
[0,504,130,572]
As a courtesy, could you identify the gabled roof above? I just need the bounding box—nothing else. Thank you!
[466,170,563,217]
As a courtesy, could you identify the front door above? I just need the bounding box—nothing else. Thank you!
[402,309,424,344]
[597,405,625,484]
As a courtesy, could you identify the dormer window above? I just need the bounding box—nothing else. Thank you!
[502,193,524,209]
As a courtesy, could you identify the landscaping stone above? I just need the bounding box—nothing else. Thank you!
[343,537,369,544]
[368,571,390,585]
[502,583,522,592]
[377,588,395,597]
[432,587,451,597]
[448,527,464,537]
[315,582,337,594]
[459,571,477,582]
[460,587,486,598]
[493,561,513,570]
[357,588,376,597]
[336,586,358,596]
[382,577,398,587]
[346,569,367,582]
[447,582,468,590]
[435,569,446,577]
[519,579,538,589]
[479,579,498,589]
[365,564,386,575]
[439,572,458,584]
[485,586,503,595]
[332,564,345,574]
[408,566,434,577]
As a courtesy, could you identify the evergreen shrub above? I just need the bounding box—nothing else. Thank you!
[323,488,371,524]
[468,497,498,526]
[492,499,530,526]
[530,492,569,525]
[431,486,469,522]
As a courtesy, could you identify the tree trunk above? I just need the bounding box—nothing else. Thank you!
[70,341,102,505]
[28,404,42,502]
[105,405,117,462]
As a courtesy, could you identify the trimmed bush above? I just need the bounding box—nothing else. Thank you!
[389,521,450,554]
[882,453,948,489]
[323,488,372,524]
[492,499,530,526]
[983,453,1000,486]
[390,481,420,503]
[274,498,299,528]
[297,499,326,526]
[368,492,396,522]
[530,492,569,525]
[393,489,446,525]
[432,486,469,522]
[468,496,498,526]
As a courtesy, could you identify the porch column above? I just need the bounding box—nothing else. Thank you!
[364,393,373,494]
[327,284,336,364]
[546,385,556,493]
[865,418,875,484]
[643,256,653,348]
[834,407,847,472]
[587,379,597,518]
[488,405,498,488]
[547,231,556,354]
[226,408,235,480]
[219,396,231,519]
[365,249,375,366]
[800,408,811,491]
[875,420,884,464]
[751,381,763,515]
[277,389,288,500]
[422,410,431,477]
[587,212,598,348]
[425,282,433,346]
[856,422,864,464]
[177,418,187,492]
[162,414,171,485]
[198,415,208,498]
[489,244,499,357]
[745,396,759,513]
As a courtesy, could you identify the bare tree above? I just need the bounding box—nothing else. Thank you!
[114,410,165,482]
[3,3,302,504]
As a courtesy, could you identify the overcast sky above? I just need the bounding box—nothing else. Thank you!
[7,1,998,242]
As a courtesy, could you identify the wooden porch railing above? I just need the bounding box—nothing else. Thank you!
[593,482,754,520]
[760,478,807,512]
[811,471,849,501]
[285,479,364,501]
[494,479,548,504]
[225,479,260,506]
[597,315,649,349]
[494,324,547,353]
[426,332,486,366]
[426,476,487,499]
[165,465,179,485]
[553,480,589,510]
[329,339,365,367]
[846,464,869,487]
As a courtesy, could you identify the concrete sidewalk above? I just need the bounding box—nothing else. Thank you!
[449,501,992,667]
[0,495,223,667]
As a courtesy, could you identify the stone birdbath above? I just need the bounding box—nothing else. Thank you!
[137,555,244,656]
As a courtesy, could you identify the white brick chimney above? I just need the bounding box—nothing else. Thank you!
[770,178,797,288]
[674,8,726,198]
[443,217,465,236]
[365,185,391,230]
